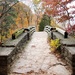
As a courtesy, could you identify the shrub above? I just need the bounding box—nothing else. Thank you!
[50,39,61,52]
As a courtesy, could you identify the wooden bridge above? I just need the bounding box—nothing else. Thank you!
[0,26,75,75]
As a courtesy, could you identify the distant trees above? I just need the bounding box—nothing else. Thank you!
[14,2,32,28]
[0,0,19,43]
[39,14,51,31]
[0,1,32,43]
[42,0,75,34]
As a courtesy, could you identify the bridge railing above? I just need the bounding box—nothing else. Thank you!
[0,26,36,75]
[44,25,68,38]
[12,28,25,39]
[28,26,36,37]
[44,25,56,39]
[44,25,75,75]
[44,25,52,33]
[56,28,68,38]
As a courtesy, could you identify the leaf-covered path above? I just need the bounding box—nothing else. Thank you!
[9,32,71,75]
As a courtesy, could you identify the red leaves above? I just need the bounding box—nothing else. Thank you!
[58,16,67,22]
[57,15,73,22]
[42,0,75,24]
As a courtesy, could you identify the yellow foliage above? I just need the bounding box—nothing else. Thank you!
[32,0,41,4]
[50,39,61,52]
[14,2,32,29]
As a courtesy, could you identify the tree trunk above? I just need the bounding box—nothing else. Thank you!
[68,19,73,35]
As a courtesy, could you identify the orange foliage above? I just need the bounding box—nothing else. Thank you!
[10,2,32,34]
[42,0,74,23]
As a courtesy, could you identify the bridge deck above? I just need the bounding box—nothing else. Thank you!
[9,32,71,75]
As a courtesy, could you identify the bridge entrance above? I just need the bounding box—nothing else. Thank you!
[9,32,71,75]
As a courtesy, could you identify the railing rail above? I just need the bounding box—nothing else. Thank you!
[56,28,68,38]
[44,25,75,75]
[0,26,36,75]
[28,26,36,37]
[44,25,52,33]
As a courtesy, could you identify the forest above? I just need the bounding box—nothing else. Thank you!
[0,0,35,43]
[0,0,75,43]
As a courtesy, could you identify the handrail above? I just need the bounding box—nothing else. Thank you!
[44,25,52,33]
[44,25,68,38]
[28,26,36,37]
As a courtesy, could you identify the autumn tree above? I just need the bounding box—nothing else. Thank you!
[32,0,41,4]
[14,2,32,28]
[0,0,19,43]
[42,0,75,34]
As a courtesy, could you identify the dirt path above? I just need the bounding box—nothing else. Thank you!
[9,32,71,75]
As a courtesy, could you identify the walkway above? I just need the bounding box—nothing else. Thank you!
[9,32,71,75]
